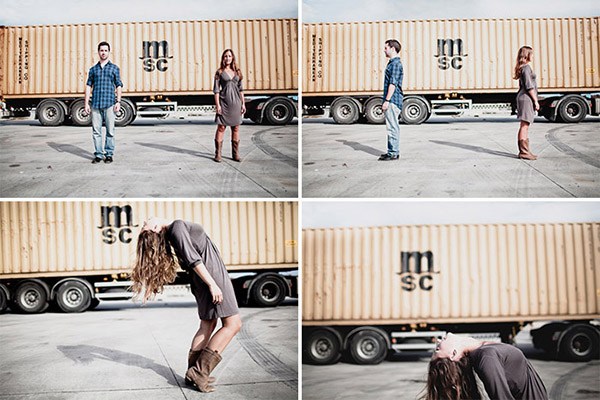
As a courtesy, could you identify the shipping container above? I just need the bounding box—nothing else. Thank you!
[302,17,600,124]
[0,201,298,314]
[0,18,299,125]
[302,222,600,364]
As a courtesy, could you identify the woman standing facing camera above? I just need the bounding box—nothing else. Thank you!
[422,333,548,400]
[514,46,539,160]
[131,218,242,393]
[213,49,246,163]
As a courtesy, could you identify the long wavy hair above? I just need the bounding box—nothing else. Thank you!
[421,355,482,400]
[131,229,179,303]
[218,49,243,80]
[513,46,533,80]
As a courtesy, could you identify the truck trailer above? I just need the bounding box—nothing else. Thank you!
[302,222,600,364]
[302,17,600,124]
[0,18,298,126]
[0,201,298,314]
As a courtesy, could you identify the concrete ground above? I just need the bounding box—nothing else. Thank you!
[302,115,600,198]
[0,294,298,400]
[302,326,600,400]
[0,115,298,198]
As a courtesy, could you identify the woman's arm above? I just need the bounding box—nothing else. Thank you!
[192,262,223,304]
[213,73,222,115]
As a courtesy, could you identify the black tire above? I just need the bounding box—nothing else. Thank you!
[305,329,342,365]
[264,98,295,125]
[559,325,599,362]
[70,99,92,126]
[558,97,587,123]
[349,329,388,365]
[331,98,359,124]
[55,281,92,313]
[38,99,66,126]
[250,275,287,307]
[364,97,385,124]
[401,97,429,125]
[115,100,135,126]
[13,281,49,314]
[0,284,8,313]
[88,298,101,310]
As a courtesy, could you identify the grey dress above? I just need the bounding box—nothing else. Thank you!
[167,220,239,320]
[516,64,538,124]
[470,343,548,400]
[213,70,244,126]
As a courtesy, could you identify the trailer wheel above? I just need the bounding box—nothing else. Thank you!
[115,99,135,126]
[349,329,388,365]
[13,280,49,314]
[401,98,429,125]
[331,98,359,124]
[364,97,385,124]
[0,284,9,313]
[70,99,92,126]
[305,329,341,365]
[38,99,66,126]
[559,325,599,362]
[558,96,587,123]
[264,98,295,125]
[250,275,287,307]
[55,280,92,313]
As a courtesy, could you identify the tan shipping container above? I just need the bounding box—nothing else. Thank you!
[303,17,600,96]
[0,201,298,279]
[303,222,600,326]
[0,18,298,98]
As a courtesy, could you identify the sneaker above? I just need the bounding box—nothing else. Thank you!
[378,153,399,161]
[92,157,103,164]
[104,156,113,164]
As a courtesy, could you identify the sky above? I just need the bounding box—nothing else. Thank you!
[303,201,600,228]
[0,0,297,25]
[303,0,599,22]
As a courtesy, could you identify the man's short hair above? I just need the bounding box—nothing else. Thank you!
[98,41,111,51]
[385,39,401,53]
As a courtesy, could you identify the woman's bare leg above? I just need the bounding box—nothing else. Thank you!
[191,319,218,350]
[517,121,530,142]
[206,314,242,353]
[231,125,240,142]
[215,125,226,142]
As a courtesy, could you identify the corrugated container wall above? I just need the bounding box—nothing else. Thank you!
[303,223,600,325]
[0,19,298,98]
[303,17,600,95]
[0,201,298,278]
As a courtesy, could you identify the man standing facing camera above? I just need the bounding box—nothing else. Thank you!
[85,41,123,164]
[379,39,404,161]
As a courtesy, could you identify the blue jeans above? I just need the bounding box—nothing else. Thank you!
[384,103,401,156]
[92,106,115,158]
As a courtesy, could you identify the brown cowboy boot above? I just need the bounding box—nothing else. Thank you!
[231,140,241,162]
[518,139,537,160]
[214,140,222,162]
[186,348,222,392]
[185,349,215,386]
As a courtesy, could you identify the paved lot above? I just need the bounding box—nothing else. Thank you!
[302,326,600,400]
[302,116,600,198]
[0,295,298,400]
[0,116,298,198]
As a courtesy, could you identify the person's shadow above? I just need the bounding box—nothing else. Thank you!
[135,142,214,160]
[47,142,95,160]
[430,140,516,158]
[336,139,382,157]
[57,344,183,387]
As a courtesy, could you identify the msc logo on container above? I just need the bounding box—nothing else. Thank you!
[434,39,468,70]
[140,40,173,72]
[397,251,439,291]
[97,205,138,244]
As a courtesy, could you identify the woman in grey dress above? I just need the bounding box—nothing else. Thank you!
[513,46,539,160]
[213,49,246,162]
[131,218,241,393]
[422,333,548,400]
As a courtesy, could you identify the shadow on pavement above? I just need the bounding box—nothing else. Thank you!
[47,142,94,160]
[57,344,183,387]
[135,142,214,160]
[336,139,382,156]
[430,139,517,158]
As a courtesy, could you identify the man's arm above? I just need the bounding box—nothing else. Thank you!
[382,84,396,111]
[84,85,92,115]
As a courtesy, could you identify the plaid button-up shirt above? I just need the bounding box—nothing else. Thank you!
[383,56,404,110]
[86,61,123,109]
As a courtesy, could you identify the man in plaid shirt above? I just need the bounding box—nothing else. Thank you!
[379,39,404,161]
[85,41,123,164]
